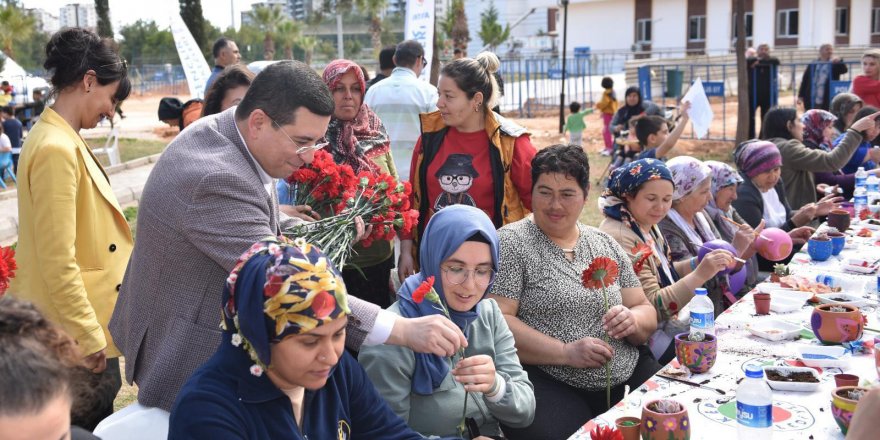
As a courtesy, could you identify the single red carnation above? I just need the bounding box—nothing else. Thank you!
[589,425,623,440]
[412,276,435,303]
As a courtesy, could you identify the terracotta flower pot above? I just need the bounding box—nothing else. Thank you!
[811,304,864,344]
[754,293,771,315]
[615,416,641,440]
[831,386,870,434]
[834,373,859,388]
[674,332,717,374]
[827,209,852,232]
[808,237,833,262]
[641,399,690,440]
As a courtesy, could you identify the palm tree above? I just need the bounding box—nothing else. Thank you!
[276,20,302,60]
[250,4,285,61]
[355,0,387,57]
[0,4,34,60]
[298,35,317,66]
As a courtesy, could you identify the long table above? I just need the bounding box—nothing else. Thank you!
[569,232,880,439]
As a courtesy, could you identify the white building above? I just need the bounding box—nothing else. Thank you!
[59,3,97,31]
[561,0,880,57]
[27,8,60,34]
[464,0,558,56]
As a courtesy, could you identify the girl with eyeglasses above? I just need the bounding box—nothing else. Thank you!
[10,27,132,430]
[359,205,536,439]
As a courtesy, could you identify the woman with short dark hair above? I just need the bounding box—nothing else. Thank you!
[202,64,255,117]
[490,144,659,440]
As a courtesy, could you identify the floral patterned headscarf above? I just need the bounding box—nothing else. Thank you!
[221,237,350,376]
[705,161,744,238]
[666,156,712,201]
[801,109,837,151]
[321,59,390,173]
[599,159,678,287]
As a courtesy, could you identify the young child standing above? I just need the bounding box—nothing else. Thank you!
[563,101,593,146]
[596,77,619,155]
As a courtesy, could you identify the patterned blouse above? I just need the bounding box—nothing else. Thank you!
[491,217,641,390]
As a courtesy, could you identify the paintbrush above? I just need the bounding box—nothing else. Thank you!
[721,216,773,241]
[656,374,727,395]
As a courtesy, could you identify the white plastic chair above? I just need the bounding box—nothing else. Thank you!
[92,125,121,167]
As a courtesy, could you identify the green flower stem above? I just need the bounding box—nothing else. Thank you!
[601,280,611,410]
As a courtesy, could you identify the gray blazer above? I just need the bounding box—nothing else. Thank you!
[109,108,380,411]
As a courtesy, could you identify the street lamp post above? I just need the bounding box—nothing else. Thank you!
[558,0,569,133]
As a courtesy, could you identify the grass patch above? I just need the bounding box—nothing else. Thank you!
[84,137,167,167]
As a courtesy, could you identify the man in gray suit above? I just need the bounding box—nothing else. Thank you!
[110,61,466,411]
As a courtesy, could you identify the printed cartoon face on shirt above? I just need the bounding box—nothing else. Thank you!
[433,153,479,211]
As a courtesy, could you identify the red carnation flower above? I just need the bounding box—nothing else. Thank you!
[589,425,623,440]
[412,276,435,303]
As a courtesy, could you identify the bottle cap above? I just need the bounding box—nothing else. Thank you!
[745,365,764,378]
[695,288,708,296]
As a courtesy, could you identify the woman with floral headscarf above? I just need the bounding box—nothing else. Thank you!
[278,59,399,309]
[658,157,759,316]
[168,238,429,440]
[599,159,734,363]
[360,205,535,439]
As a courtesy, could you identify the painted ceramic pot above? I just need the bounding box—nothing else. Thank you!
[831,386,870,434]
[807,237,833,262]
[641,399,690,440]
[828,232,846,256]
[827,209,851,232]
[755,228,793,261]
[811,304,864,344]
[674,332,717,374]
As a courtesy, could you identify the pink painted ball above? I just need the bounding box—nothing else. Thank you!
[755,227,793,261]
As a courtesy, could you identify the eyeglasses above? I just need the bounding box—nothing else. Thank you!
[442,266,496,287]
[422,56,428,68]
[268,116,328,155]
[439,175,472,186]
[98,59,128,70]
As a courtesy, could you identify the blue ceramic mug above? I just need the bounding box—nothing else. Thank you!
[829,233,846,256]
[808,238,833,262]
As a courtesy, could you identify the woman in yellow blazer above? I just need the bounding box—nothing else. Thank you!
[10,28,132,430]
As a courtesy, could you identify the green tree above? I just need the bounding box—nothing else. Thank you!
[355,0,387,57]
[298,35,317,66]
[95,0,113,38]
[275,20,302,60]
[478,1,509,51]
[118,20,178,65]
[11,29,49,70]
[0,2,34,60]
[179,0,207,56]
[448,0,469,56]
[250,4,285,60]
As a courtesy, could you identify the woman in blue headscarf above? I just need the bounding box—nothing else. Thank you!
[598,158,735,363]
[359,205,535,439]
[168,238,429,440]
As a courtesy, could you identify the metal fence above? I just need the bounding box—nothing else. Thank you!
[128,64,188,96]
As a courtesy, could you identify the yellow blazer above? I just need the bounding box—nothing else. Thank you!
[11,107,133,358]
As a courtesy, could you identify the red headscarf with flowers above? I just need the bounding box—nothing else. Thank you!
[321,59,390,173]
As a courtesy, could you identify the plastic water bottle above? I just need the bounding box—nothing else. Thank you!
[856,166,868,188]
[868,174,880,194]
[688,288,715,340]
[855,186,868,218]
[736,365,773,438]
[816,274,840,289]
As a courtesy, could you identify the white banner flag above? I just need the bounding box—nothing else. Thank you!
[404,0,434,81]
[170,13,211,99]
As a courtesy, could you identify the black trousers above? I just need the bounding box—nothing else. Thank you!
[502,345,661,440]
[71,357,122,432]
[341,256,395,309]
[748,94,772,139]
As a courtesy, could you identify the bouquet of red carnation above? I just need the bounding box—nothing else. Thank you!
[285,149,358,216]
[283,155,419,269]
[0,245,17,297]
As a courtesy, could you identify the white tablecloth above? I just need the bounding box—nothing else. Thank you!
[569,229,880,439]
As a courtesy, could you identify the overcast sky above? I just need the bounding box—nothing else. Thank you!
[22,0,259,34]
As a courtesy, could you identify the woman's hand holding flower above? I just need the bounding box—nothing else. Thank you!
[452,355,497,394]
[603,304,636,339]
[562,336,614,368]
